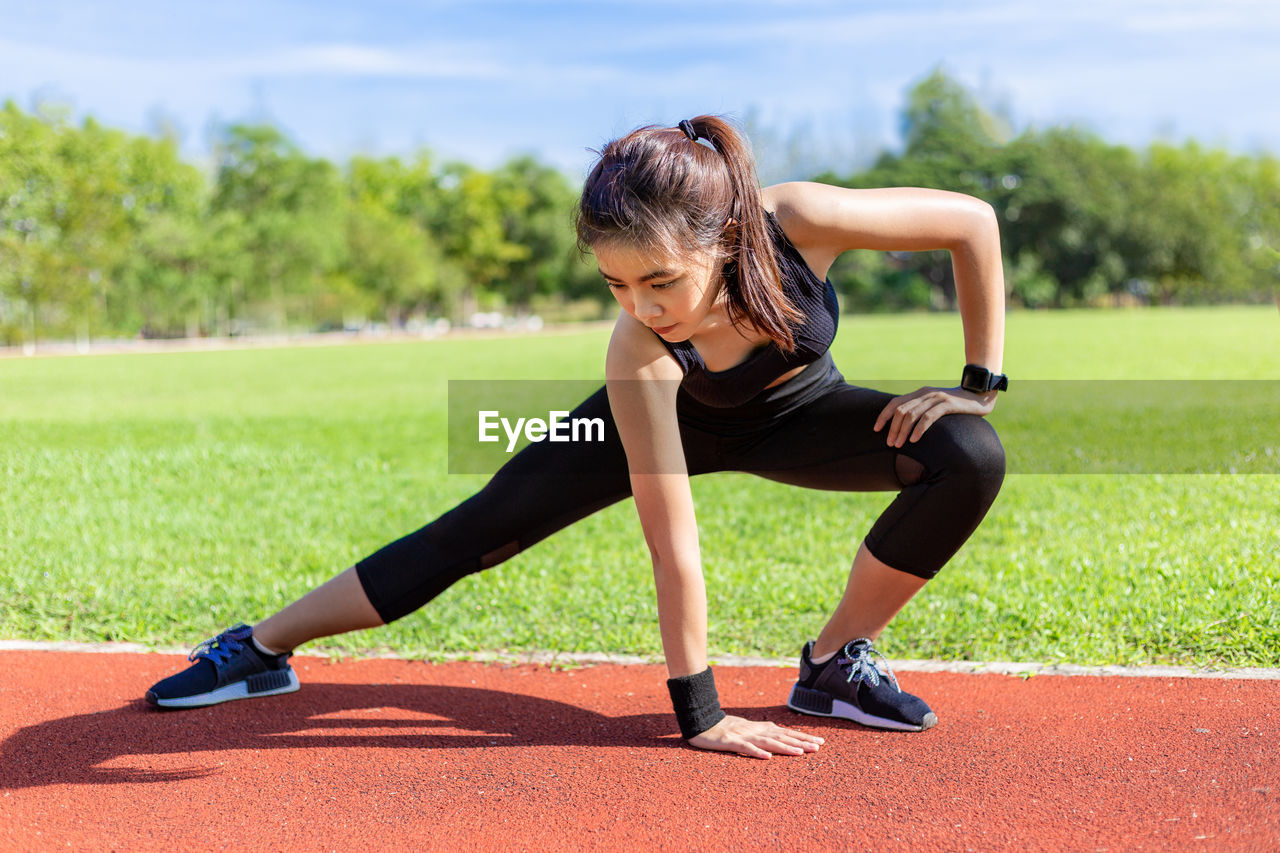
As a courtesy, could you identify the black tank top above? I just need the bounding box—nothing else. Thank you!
[656,212,839,408]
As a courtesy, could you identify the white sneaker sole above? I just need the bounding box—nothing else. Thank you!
[787,683,937,732]
[149,668,300,709]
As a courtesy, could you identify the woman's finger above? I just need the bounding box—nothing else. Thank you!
[881,386,997,447]
[908,396,954,442]
[873,396,906,432]
[889,400,923,447]
[752,736,805,756]
[753,720,824,745]
[896,392,962,445]
[773,733,822,752]
[759,720,823,740]
[884,401,910,446]
[776,727,824,745]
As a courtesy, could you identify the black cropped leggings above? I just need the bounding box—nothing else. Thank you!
[355,357,1006,624]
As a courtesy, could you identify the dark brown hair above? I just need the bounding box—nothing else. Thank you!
[576,115,802,351]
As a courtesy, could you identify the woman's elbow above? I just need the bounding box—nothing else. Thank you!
[958,198,1001,251]
[966,197,998,232]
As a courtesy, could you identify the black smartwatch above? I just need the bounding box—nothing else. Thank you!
[960,364,1009,394]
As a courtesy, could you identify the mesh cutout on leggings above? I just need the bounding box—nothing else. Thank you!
[480,540,521,569]
[894,454,925,487]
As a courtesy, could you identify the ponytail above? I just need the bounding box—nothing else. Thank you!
[577,114,803,352]
[688,116,802,351]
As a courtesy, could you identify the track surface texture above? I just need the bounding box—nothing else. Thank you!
[1,651,1276,852]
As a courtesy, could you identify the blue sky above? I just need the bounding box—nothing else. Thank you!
[3,0,1277,181]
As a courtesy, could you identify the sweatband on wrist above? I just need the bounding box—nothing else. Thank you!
[666,666,726,739]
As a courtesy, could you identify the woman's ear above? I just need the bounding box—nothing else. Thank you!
[720,218,741,251]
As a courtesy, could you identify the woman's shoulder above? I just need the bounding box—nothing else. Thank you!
[760,181,850,234]
[760,183,842,283]
[605,310,685,383]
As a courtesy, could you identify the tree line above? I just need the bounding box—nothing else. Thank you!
[0,107,600,345]
[1,72,1276,345]
[821,71,1279,311]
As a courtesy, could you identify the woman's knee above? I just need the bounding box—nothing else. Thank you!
[920,414,1006,497]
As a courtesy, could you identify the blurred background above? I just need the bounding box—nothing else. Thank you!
[1,0,1277,348]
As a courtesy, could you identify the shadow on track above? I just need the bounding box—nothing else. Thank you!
[1,683,793,789]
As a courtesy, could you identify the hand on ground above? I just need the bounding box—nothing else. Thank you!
[688,714,824,759]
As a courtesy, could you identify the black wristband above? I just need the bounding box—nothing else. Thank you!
[666,666,726,739]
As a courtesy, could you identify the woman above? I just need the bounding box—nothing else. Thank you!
[146,116,1008,760]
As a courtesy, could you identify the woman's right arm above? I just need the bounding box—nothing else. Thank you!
[605,311,709,680]
[605,313,825,759]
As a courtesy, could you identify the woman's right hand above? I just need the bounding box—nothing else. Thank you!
[688,714,824,759]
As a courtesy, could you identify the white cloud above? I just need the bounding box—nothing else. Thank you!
[607,0,1280,52]
[222,43,509,79]
[0,38,511,83]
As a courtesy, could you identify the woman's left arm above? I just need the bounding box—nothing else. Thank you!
[764,182,1006,446]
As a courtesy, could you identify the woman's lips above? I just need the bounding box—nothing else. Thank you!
[650,323,677,334]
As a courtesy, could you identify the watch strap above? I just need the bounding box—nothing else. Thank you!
[961,364,1009,393]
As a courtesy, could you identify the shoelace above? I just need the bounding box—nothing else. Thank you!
[189,630,247,667]
[837,639,902,693]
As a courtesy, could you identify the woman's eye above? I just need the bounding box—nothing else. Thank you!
[605,279,676,290]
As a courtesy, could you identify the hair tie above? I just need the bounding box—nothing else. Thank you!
[678,119,698,141]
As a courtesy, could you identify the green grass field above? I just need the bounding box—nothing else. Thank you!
[2,305,1277,666]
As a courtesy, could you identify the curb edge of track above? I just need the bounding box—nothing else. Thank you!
[1,639,1277,680]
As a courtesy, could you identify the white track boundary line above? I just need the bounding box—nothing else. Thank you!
[1,640,1277,680]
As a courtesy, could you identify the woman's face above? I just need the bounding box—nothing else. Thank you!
[594,242,724,341]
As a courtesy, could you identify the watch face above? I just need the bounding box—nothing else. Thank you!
[962,365,989,392]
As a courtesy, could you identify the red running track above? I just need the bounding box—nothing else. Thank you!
[1,651,1276,851]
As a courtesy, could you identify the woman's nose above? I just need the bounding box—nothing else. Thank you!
[635,297,663,318]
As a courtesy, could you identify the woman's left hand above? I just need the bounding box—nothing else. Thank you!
[874,386,997,447]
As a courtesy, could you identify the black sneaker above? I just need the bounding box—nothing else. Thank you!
[145,623,299,709]
[787,638,937,731]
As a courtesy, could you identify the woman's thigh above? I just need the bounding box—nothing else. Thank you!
[718,381,1005,577]
[720,383,908,491]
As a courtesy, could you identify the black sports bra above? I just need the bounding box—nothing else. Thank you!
[656,212,839,408]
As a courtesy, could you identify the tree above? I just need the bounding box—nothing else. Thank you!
[0,101,59,345]
[210,124,346,329]
[836,69,1014,309]
[491,155,593,310]
[901,67,1011,163]
[427,162,529,320]
[343,155,461,325]
[1132,143,1262,303]
[989,128,1141,306]
[112,131,210,336]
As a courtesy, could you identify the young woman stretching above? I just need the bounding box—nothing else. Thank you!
[146,116,1008,760]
